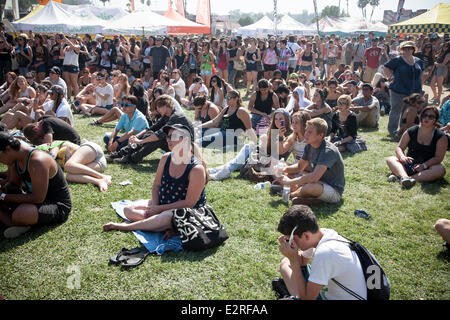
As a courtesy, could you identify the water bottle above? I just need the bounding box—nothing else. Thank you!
[254,181,271,190]
[275,158,286,178]
[282,185,290,203]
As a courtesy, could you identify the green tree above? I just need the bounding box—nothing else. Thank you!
[358,0,369,19]
[369,0,380,22]
[238,16,254,27]
[320,5,342,18]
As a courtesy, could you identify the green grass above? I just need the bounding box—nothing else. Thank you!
[0,92,449,300]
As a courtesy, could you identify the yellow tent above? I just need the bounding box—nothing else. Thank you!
[388,3,450,35]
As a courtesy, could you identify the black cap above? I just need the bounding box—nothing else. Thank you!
[163,123,194,141]
[345,80,358,86]
[50,66,61,75]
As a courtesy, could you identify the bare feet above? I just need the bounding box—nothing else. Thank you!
[97,179,109,192]
[104,175,112,186]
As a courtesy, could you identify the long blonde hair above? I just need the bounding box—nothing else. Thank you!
[289,110,311,141]
[8,75,27,99]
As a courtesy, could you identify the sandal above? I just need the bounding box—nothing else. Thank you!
[109,247,145,265]
[89,120,101,126]
[120,247,150,269]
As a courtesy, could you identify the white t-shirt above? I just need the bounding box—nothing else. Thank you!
[172,78,186,98]
[95,83,114,107]
[43,98,74,126]
[287,42,301,62]
[308,229,367,300]
[308,67,320,81]
[143,46,152,64]
[189,83,208,98]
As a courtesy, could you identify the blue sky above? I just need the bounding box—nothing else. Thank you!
[92,0,444,22]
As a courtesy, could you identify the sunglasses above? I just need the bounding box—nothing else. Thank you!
[338,100,348,105]
[288,226,298,247]
[226,95,236,100]
[120,102,135,107]
[166,132,184,140]
[422,114,436,120]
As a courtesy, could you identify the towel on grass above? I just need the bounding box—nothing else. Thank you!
[110,200,183,255]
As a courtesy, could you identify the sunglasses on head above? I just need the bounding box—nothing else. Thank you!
[166,132,184,140]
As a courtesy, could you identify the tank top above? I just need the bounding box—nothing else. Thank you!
[406,125,444,164]
[264,48,278,65]
[199,103,211,123]
[158,153,206,208]
[63,48,79,66]
[220,106,246,131]
[254,91,274,115]
[293,137,307,161]
[218,52,227,69]
[246,49,257,63]
[19,87,31,98]
[15,149,72,209]
[200,53,213,71]
[302,51,313,62]
[228,48,237,61]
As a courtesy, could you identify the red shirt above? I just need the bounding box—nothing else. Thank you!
[364,47,382,69]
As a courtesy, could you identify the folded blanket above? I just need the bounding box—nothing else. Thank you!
[110,200,183,255]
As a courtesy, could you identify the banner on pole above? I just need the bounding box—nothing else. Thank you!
[196,0,210,27]
[175,0,185,17]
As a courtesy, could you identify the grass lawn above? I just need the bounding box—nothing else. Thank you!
[0,89,449,300]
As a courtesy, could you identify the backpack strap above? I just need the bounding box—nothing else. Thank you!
[331,278,365,300]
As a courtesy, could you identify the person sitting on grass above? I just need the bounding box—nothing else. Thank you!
[285,86,311,115]
[350,83,380,129]
[107,95,193,165]
[103,95,149,155]
[329,95,359,153]
[248,79,280,130]
[397,93,425,138]
[305,88,333,135]
[41,85,74,126]
[23,115,81,146]
[35,140,111,193]
[275,118,345,205]
[102,124,209,239]
[193,96,220,130]
[0,132,72,239]
[272,204,367,300]
[78,72,113,116]
[0,84,49,130]
[434,219,450,249]
[385,106,447,189]
[72,75,97,113]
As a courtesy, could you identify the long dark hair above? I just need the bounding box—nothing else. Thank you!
[209,75,223,103]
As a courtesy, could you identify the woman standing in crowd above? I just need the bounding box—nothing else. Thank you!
[14,34,33,76]
[173,42,186,70]
[31,34,49,83]
[384,41,423,137]
[430,42,450,105]
[216,39,228,83]
[263,39,279,81]
[297,42,315,81]
[61,35,80,100]
[227,38,241,88]
[244,38,261,96]
[199,42,215,88]
[186,40,200,89]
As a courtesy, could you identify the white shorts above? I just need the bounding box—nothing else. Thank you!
[287,60,297,70]
[317,182,341,203]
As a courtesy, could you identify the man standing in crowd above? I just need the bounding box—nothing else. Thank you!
[150,37,170,79]
[287,36,301,76]
[363,38,382,84]
[352,34,366,73]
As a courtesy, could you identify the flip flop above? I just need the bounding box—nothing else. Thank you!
[109,247,144,265]
[120,247,150,269]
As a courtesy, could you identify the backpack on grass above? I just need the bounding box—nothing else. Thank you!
[330,237,391,300]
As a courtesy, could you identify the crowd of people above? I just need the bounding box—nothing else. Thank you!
[0,21,449,300]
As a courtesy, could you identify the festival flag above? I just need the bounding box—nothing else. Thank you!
[196,0,211,27]
[175,0,185,17]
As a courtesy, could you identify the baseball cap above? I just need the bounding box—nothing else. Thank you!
[345,80,358,86]
[50,66,61,75]
[399,41,415,50]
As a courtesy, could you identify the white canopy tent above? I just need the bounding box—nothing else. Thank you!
[237,15,316,37]
[237,16,274,37]
[312,16,388,34]
[12,1,108,34]
[104,9,172,36]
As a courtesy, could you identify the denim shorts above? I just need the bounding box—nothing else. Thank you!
[298,65,312,72]
[63,65,80,74]
[97,104,114,111]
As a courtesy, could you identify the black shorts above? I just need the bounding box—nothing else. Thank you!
[263,64,277,72]
[353,61,363,70]
[246,62,257,72]
[62,65,80,74]
[36,201,71,226]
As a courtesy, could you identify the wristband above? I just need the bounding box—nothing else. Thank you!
[1,193,6,201]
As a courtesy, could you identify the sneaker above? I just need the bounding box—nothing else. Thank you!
[106,153,121,163]
[113,156,130,164]
[388,174,399,182]
[210,166,231,181]
[208,166,224,175]
[271,278,290,299]
[400,177,416,189]
[4,226,31,239]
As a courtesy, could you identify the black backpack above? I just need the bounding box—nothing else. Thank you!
[328,237,391,300]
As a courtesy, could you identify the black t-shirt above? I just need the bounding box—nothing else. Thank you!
[39,116,81,145]
[406,125,444,164]
[150,46,170,73]
[331,112,358,139]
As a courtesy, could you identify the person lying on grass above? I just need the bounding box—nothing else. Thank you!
[103,124,208,238]
[385,105,447,189]
[0,132,71,239]
[36,140,111,192]
[275,118,345,205]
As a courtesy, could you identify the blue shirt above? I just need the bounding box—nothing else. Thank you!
[116,109,148,133]
[384,56,423,96]
[439,100,450,126]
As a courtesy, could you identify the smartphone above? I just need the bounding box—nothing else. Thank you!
[280,119,285,127]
